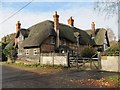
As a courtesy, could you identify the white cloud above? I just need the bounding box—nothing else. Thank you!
[0,5,118,40]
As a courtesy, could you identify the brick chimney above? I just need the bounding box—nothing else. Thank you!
[16,21,21,33]
[15,21,21,47]
[53,11,59,48]
[53,11,59,31]
[68,16,74,27]
[91,21,95,38]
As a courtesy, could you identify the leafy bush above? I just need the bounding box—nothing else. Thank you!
[104,47,119,56]
[3,47,18,63]
[104,40,120,56]
[80,46,97,58]
[1,41,10,61]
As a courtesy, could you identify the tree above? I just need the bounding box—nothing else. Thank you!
[3,46,17,63]
[1,41,10,61]
[94,0,120,41]
[106,28,116,41]
[118,39,120,49]
[94,0,119,18]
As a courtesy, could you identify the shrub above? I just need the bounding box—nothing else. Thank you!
[1,41,10,61]
[3,47,18,63]
[104,47,119,56]
[80,46,97,58]
[104,40,120,56]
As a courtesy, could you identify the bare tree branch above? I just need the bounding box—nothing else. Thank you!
[94,0,119,18]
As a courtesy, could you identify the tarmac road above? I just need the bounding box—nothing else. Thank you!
[2,64,119,88]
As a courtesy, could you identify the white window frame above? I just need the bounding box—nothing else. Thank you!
[18,50,22,55]
[33,49,37,55]
[26,49,29,55]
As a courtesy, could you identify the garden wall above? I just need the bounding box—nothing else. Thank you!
[40,53,68,66]
[101,56,120,72]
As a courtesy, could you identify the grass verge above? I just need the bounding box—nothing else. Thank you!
[103,75,120,85]
[4,61,68,69]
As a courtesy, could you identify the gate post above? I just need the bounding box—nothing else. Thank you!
[52,52,54,67]
[67,52,70,68]
[76,53,79,69]
[98,52,102,70]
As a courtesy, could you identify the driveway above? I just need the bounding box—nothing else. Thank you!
[2,64,119,88]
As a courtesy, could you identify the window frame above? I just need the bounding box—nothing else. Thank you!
[33,49,37,55]
[25,49,29,55]
[18,49,22,55]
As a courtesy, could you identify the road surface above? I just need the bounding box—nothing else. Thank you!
[2,64,119,88]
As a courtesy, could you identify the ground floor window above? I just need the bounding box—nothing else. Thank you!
[33,49,37,55]
[18,50,23,55]
[25,49,29,55]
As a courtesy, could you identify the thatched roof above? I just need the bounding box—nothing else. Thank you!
[73,27,94,45]
[5,20,109,49]
[23,20,92,48]
[23,20,56,48]
[4,20,109,50]
[85,28,109,46]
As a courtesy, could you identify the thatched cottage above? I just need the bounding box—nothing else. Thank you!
[13,11,109,61]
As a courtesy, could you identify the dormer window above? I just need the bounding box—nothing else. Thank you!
[50,37,55,44]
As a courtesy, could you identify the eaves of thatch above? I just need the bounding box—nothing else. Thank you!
[23,20,93,48]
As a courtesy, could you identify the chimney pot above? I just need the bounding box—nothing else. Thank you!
[91,21,95,37]
[55,11,57,15]
[16,21,21,33]
[68,16,74,27]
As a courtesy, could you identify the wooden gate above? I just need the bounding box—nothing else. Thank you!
[68,52,101,70]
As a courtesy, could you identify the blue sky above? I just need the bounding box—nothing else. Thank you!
[0,1,118,40]
[1,2,93,12]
